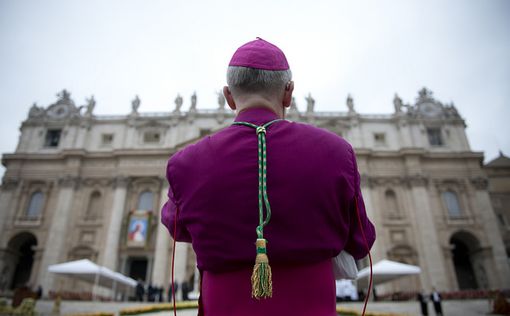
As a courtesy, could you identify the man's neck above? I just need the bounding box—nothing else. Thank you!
[234,96,284,118]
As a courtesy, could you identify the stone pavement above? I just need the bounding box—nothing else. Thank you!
[34,299,495,316]
[339,299,493,315]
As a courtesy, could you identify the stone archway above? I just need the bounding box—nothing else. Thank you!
[6,232,38,290]
[450,231,484,290]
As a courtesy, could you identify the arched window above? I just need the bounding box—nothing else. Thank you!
[26,191,44,217]
[443,191,462,217]
[385,189,400,218]
[86,191,102,218]
[137,191,153,211]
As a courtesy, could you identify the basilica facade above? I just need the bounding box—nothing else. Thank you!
[0,88,509,297]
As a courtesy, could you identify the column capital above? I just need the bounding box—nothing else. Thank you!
[470,177,489,190]
[405,175,429,187]
[58,175,80,189]
[113,176,130,189]
[1,178,20,191]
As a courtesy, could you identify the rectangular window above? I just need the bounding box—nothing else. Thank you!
[374,133,386,146]
[101,133,114,145]
[44,129,62,147]
[427,128,443,146]
[144,132,161,143]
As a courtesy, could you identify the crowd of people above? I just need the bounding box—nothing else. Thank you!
[134,280,192,303]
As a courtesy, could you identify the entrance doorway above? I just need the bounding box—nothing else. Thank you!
[127,257,148,282]
[450,231,481,289]
[7,232,37,290]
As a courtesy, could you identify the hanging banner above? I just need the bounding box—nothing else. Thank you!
[127,210,150,247]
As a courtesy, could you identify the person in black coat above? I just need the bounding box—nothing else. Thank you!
[430,288,443,316]
[135,280,145,302]
[417,291,429,316]
[168,281,179,302]
[147,283,155,302]
[181,281,189,301]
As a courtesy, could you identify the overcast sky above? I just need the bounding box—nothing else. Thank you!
[1,0,509,179]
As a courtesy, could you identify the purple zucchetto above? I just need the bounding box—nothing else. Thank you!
[228,37,290,71]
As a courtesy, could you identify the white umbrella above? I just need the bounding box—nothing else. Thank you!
[356,259,421,288]
[48,259,136,299]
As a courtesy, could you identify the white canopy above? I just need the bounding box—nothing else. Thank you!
[48,259,136,298]
[356,259,421,288]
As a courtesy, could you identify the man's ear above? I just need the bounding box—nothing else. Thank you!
[223,86,236,111]
[283,81,294,108]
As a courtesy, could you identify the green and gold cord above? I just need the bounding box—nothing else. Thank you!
[232,119,282,299]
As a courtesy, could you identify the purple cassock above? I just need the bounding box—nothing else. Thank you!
[161,107,375,315]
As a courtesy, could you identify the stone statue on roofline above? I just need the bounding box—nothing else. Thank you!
[54,89,76,106]
[305,93,315,113]
[28,102,44,118]
[445,102,459,118]
[288,97,298,114]
[190,92,197,112]
[85,96,96,116]
[417,87,434,103]
[346,94,355,113]
[174,94,183,113]
[393,94,403,113]
[131,95,141,114]
[57,89,71,102]
[217,90,226,110]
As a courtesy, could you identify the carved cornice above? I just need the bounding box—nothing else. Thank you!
[58,175,80,189]
[1,178,20,191]
[81,178,113,187]
[133,119,171,130]
[433,178,468,192]
[363,175,430,188]
[404,175,429,187]
[470,177,489,190]
[368,176,406,187]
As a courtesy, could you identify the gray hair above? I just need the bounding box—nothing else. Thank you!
[227,66,292,96]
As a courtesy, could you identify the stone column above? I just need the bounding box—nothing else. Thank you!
[409,176,448,290]
[37,176,77,295]
[147,257,154,284]
[152,184,170,285]
[0,179,18,245]
[102,177,129,271]
[0,248,17,293]
[471,177,510,288]
[28,247,44,288]
[174,243,188,285]
[442,245,457,290]
[360,182,384,262]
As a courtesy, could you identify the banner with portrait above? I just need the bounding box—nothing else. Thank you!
[126,210,150,247]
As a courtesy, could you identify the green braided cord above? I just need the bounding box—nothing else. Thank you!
[232,119,282,239]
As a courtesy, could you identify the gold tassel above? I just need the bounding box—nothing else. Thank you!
[251,238,273,299]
